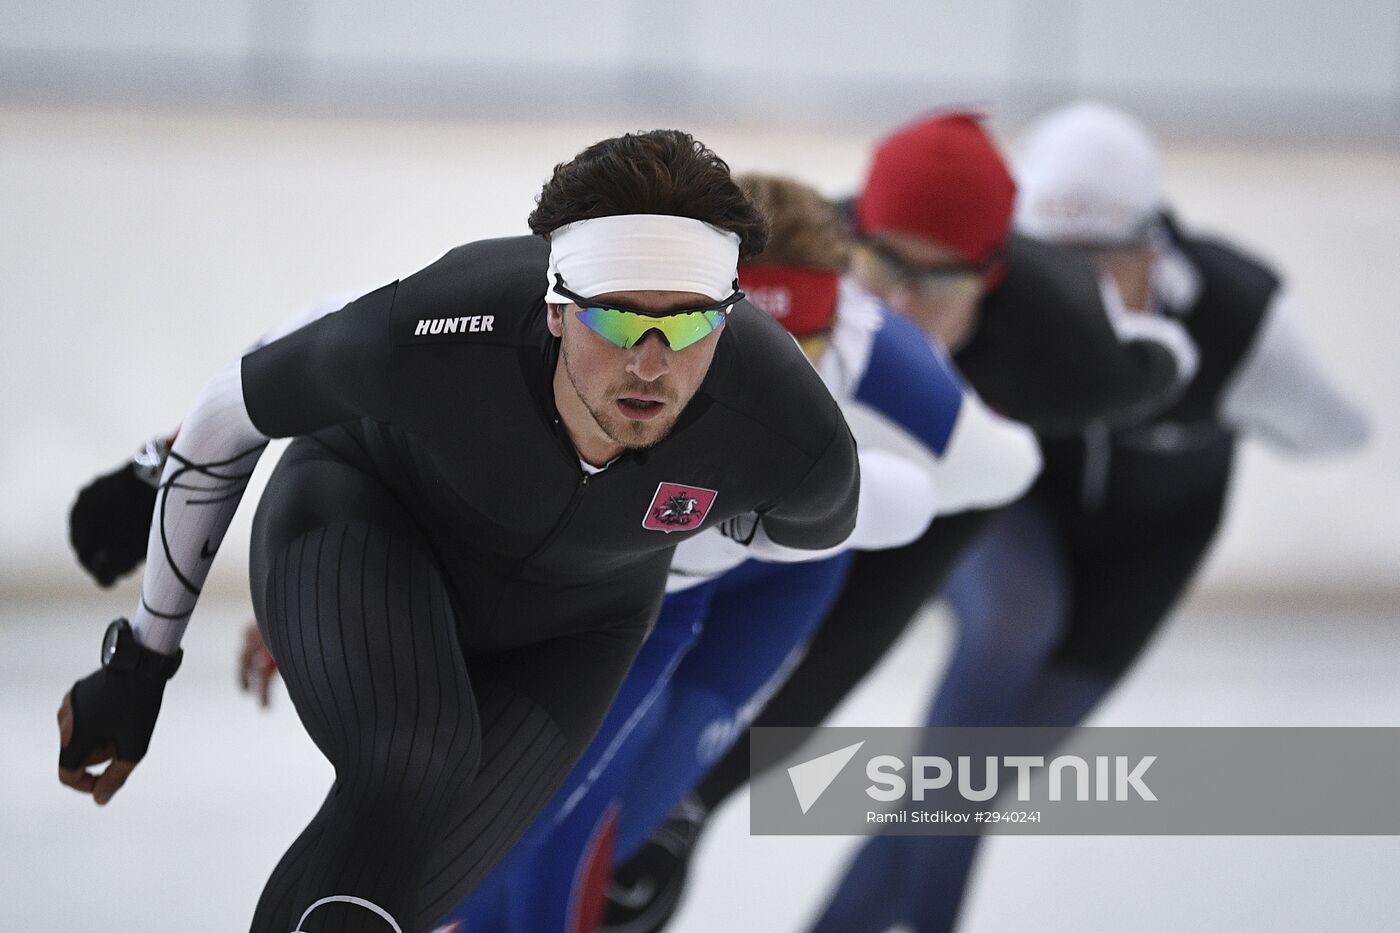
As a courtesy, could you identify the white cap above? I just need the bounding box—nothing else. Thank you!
[1013,101,1163,246]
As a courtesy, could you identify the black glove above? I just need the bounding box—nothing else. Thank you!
[69,460,160,587]
[59,619,180,770]
[59,665,168,769]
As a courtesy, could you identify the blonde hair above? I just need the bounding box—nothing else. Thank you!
[735,173,851,273]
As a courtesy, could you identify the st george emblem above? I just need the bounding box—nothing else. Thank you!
[642,482,718,533]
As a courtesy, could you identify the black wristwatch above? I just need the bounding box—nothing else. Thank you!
[101,618,183,680]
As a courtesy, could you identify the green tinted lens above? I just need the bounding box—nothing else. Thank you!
[575,306,725,351]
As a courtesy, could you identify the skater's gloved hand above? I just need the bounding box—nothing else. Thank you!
[58,619,181,806]
[238,621,280,708]
[69,452,164,587]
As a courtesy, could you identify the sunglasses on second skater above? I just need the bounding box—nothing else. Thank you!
[852,238,1002,299]
[552,275,744,351]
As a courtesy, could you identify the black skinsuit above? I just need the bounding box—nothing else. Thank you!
[237,235,860,932]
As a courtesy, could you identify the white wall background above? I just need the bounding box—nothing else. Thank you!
[1,1,1398,139]
[0,105,1394,604]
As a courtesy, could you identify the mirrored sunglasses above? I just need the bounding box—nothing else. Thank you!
[553,275,743,351]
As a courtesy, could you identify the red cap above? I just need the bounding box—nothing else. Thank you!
[856,112,1016,266]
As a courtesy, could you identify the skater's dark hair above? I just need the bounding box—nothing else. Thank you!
[529,129,769,259]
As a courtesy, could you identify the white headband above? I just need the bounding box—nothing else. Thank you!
[544,214,741,304]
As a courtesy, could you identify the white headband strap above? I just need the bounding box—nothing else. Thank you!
[545,214,740,304]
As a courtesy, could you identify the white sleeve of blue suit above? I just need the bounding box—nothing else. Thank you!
[929,391,1041,513]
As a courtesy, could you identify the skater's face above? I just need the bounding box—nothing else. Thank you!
[853,229,987,351]
[549,290,723,465]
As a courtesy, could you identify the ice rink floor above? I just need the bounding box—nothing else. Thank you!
[6,592,1399,932]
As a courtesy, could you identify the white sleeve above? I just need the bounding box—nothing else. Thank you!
[130,360,270,653]
[1101,273,1200,387]
[1218,289,1371,455]
[812,399,940,552]
[670,391,1037,586]
[934,391,1042,513]
[841,446,938,549]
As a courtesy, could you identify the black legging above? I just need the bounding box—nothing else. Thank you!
[247,440,650,933]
